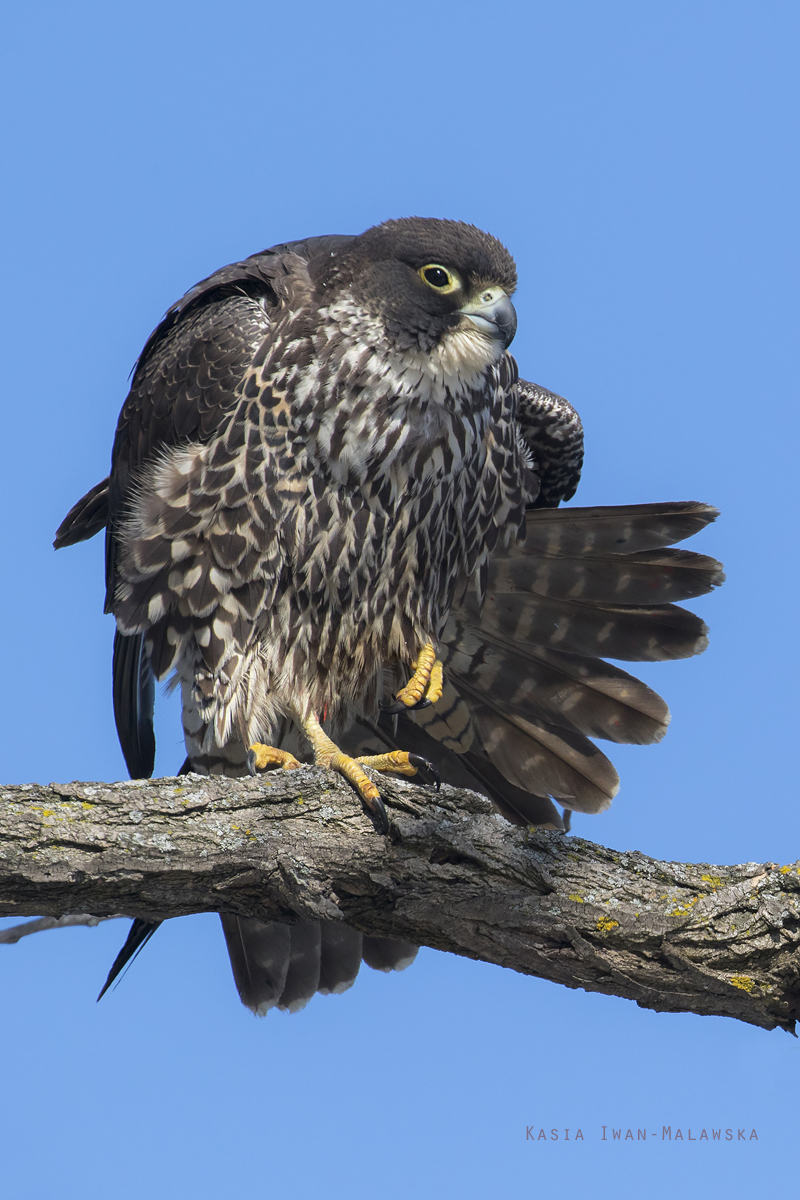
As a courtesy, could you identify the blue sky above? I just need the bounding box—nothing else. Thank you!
[1,1,798,1195]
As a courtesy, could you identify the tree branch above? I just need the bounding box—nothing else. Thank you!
[2,772,799,1032]
[0,913,119,943]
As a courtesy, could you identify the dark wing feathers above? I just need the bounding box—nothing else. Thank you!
[487,545,722,606]
[129,234,353,383]
[108,291,271,515]
[54,477,110,548]
[96,918,162,1001]
[111,631,156,780]
[471,592,709,663]
[518,500,720,556]
[103,240,327,614]
[516,381,584,507]
[442,623,670,745]
[98,261,295,763]
[408,502,724,820]
[454,694,620,813]
[457,752,565,829]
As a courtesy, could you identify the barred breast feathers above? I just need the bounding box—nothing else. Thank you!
[110,276,528,751]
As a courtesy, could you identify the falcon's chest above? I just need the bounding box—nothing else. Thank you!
[261,297,510,515]
[227,298,526,637]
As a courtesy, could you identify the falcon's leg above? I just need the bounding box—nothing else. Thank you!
[302,713,390,833]
[382,643,444,714]
[247,745,303,774]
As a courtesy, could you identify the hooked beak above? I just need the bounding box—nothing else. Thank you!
[458,287,517,349]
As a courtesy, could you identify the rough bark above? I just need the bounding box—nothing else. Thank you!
[2,771,799,1032]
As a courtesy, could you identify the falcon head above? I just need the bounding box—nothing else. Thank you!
[314,217,518,357]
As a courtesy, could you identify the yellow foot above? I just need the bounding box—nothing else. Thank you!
[247,744,302,774]
[301,716,441,834]
[355,750,427,780]
[424,657,444,704]
[385,644,444,713]
[302,714,390,832]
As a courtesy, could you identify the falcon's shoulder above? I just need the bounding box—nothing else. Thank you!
[55,295,273,558]
[515,379,584,508]
[55,238,348,553]
[111,244,310,505]
[111,293,267,500]
[103,241,343,602]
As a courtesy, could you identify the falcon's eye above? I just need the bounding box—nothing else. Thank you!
[418,264,459,294]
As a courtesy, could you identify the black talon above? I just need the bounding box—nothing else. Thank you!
[408,754,441,791]
[380,696,433,715]
[246,749,258,776]
[364,793,390,835]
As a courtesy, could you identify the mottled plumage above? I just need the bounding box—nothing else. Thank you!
[56,217,723,1014]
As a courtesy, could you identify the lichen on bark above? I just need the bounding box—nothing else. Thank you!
[2,772,799,1032]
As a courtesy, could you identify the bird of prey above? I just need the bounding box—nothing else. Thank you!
[55,217,723,1014]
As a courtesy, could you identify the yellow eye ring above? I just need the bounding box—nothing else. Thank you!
[418,264,460,294]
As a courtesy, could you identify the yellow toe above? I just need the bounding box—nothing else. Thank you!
[248,744,302,771]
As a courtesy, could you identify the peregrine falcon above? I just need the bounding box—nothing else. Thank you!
[56,218,723,1013]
